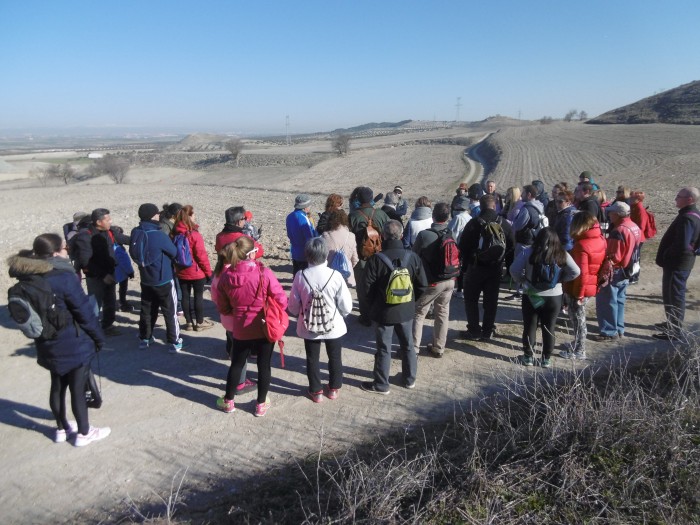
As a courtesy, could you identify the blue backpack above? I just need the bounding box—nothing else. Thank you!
[129,227,155,269]
[530,261,562,291]
[173,232,193,268]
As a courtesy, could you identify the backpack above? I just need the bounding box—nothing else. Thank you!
[8,275,68,340]
[623,243,641,280]
[525,202,549,233]
[475,217,507,265]
[529,261,562,291]
[129,227,155,268]
[301,270,336,334]
[256,267,290,367]
[644,207,657,239]
[328,232,353,280]
[357,210,382,260]
[425,228,460,281]
[377,252,413,304]
[172,232,193,268]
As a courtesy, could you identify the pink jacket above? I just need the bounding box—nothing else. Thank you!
[211,269,234,332]
[215,260,287,341]
[173,223,212,281]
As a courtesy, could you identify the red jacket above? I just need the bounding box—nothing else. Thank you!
[214,227,264,258]
[607,217,641,269]
[173,223,212,281]
[563,223,607,299]
[215,260,287,340]
[630,201,649,242]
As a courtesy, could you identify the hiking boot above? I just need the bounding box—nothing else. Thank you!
[183,323,194,331]
[541,358,552,368]
[138,337,153,350]
[54,421,77,443]
[327,387,340,400]
[235,378,257,394]
[427,343,443,358]
[558,350,575,359]
[360,381,390,395]
[217,397,235,413]
[73,426,111,447]
[195,319,215,332]
[592,334,616,342]
[307,390,324,403]
[521,355,534,367]
[103,326,121,337]
[169,338,184,354]
[254,398,271,417]
[462,330,481,341]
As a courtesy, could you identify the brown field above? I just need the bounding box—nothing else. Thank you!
[0,121,698,523]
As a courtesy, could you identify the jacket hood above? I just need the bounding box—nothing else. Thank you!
[228,260,263,287]
[48,256,76,273]
[7,254,53,278]
[410,206,433,221]
[525,199,545,213]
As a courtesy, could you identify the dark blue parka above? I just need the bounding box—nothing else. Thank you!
[9,254,104,375]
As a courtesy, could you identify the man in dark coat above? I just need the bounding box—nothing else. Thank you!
[653,187,700,340]
[361,220,427,394]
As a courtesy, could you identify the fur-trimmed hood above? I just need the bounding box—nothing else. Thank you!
[7,254,53,279]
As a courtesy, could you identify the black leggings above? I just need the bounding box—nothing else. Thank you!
[226,338,274,404]
[49,364,89,435]
[521,293,562,360]
[180,278,205,325]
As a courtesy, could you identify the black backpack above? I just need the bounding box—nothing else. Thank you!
[8,275,68,340]
[475,217,507,265]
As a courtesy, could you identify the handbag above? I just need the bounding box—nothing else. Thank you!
[597,257,614,290]
[255,266,290,367]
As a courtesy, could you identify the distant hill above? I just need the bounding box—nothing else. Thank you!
[169,132,230,151]
[331,120,413,134]
[588,80,700,125]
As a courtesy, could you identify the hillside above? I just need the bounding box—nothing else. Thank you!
[588,80,700,124]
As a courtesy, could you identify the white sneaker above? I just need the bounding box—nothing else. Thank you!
[54,421,77,443]
[73,426,111,447]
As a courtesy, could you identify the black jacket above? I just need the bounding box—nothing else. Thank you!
[70,225,130,278]
[459,208,514,269]
[656,204,700,271]
[363,239,428,324]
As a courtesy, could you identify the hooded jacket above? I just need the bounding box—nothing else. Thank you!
[554,205,578,251]
[173,222,212,281]
[70,224,130,278]
[215,260,288,340]
[8,254,104,375]
[130,220,177,287]
[563,223,607,299]
[513,199,545,246]
[215,223,264,257]
[402,206,433,248]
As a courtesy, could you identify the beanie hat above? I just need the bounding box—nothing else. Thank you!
[294,194,312,210]
[358,187,374,204]
[138,203,159,221]
[244,210,253,221]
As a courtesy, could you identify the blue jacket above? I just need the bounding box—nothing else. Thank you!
[130,220,177,286]
[286,209,317,261]
[554,205,578,251]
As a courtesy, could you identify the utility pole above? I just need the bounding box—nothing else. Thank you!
[285,115,291,146]
[455,97,462,122]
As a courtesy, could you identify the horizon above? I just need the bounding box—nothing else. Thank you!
[1,0,699,135]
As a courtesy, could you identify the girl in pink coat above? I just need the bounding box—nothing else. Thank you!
[214,236,288,417]
[172,205,213,331]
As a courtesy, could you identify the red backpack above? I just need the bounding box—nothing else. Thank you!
[644,207,657,239]
[426,228,460,282]
[256,267,289,367]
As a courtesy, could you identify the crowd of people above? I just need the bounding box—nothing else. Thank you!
[8,176,700,446]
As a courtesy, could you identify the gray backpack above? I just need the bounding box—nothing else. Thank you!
[301,270,336,334]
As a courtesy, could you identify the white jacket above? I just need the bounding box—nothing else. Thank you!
[288,262,353,340]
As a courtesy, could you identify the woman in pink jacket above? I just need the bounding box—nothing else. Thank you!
[560,212,607,360]
[173,205,213,331]
[214,236,288,417]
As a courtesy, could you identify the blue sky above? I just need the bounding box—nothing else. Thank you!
[1,0,698,135]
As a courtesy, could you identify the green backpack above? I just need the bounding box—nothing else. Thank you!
[377,252,413,305]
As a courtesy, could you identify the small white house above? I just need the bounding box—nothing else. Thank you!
[87,152,104,159]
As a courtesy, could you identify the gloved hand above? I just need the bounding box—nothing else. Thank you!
[206,275,212,285]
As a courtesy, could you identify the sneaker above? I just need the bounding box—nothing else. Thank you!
[461,330,481,341]
[195,319,214,332]
[560,306,569,316]
[427,343,443,358]
[521,355,534,367]
[504,292,522,301]
[360,381,390,395]
[541,358,552,368]
[216,397,235,413]
[558,350,575,359]
[404,381,416,390]
[73,426,111,447]
[138,337,153,350]
[592,334,616,342]
[235,378,257,394]
[327,387,339,400]
[183,323,194,331]
[654,321,670,330]
[169,338,184,354]
[54,421,77,443]
[452,290,464,299]
[103,326,121,337]
[254,398,271,417]
[177,310,184,317]
[307,390,324,403]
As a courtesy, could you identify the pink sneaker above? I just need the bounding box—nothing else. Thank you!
[236,378,257,394]
[217,397,235,413]
[308,390,323,403]
[73,426,111,447]
[327,388,339,400]
[254,398,271,417]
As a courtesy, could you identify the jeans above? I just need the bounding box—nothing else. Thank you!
[662,268,691,334]
[304,338,343,393]
[86,276,116,329]
[567,295,589,354]
[463,265,502,336]
[139,281,180,344]
[413,279,454,354]
[596,270,628,337]
[522,293,562,359]
[374,320,415,390]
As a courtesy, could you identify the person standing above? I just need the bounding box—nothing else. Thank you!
[215,206,265,257]
[594,201,642,341]
[484,180,504,214]
[509,185,546,299]
[553,190,577,252]
[70,208,130,335]
[402,196,433,248]
[172,205,214,332]
[286,194,317,275]
[629,190,654,284]
[316,194,343,235]
[459,195,514,341]
[653,187,700,340]
[288,238,353,402]
[393,185,408,217]
[321,209,359,287]
[130,203,182,353]
[412,202,457,357]
[9,234,109,446]
[361,220,427,393]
